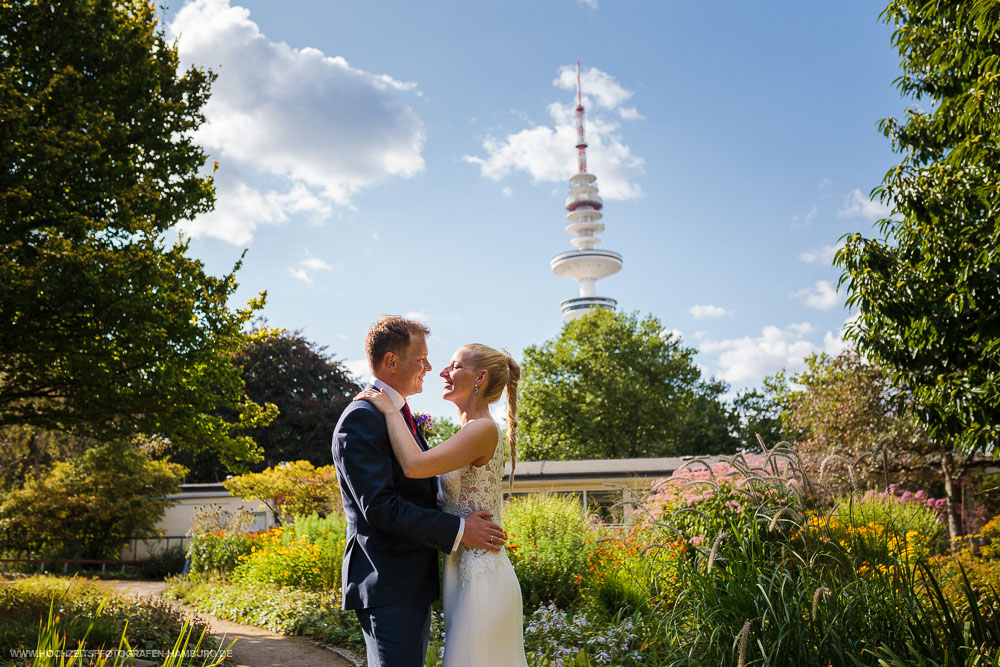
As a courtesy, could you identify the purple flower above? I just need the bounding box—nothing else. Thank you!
[414,412,435,433]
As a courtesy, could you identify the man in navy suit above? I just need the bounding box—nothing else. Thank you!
[332,315,506,667]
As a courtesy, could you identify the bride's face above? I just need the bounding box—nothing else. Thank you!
[440,347,483,402]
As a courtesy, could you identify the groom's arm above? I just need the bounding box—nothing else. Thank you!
[336,406,461,553]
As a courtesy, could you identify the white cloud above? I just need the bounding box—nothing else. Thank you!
[618,106,645,121]
[791,280,840,311]
[501,186,514,197]
[464,65,644,200]
[700,319,856,385]
[792,204,818,227]
[404,310,430,322]
[799,241,844,265]
[689,304,730,319]
[344,357,370,381]
[288,255,336,283]
[577,0,598,8]
[169,0,425,243]
[839,188,892,220]
[699,323,819,384]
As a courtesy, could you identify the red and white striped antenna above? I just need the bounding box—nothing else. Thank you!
[575,61,588,174]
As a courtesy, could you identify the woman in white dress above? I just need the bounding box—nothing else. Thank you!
[355,343,529,667]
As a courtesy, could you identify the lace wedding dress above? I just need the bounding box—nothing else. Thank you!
[440,424,528,666]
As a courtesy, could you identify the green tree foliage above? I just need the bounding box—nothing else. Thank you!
[0,0,274,467]
[170,330,361,482]
[837,1,1000,455]
[779,350,934,492]
[730,383,790,449]
[222,460,341,525]
[0,425,93,492]
[519,310,738,460]
[0,440,186,558]
[424,416,460,448]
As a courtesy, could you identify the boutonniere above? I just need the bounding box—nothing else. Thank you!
[414,412,435,436]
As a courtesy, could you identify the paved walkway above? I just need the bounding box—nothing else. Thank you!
[106,581,361,667]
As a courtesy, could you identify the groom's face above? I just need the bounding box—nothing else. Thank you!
[394,334,431,397]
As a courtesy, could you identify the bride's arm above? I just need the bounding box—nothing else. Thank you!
[354,389,498,479]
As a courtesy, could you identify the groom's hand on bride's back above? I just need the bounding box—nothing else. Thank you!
[461,510,506,552]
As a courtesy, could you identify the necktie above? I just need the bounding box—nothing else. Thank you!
[400,402,418,436]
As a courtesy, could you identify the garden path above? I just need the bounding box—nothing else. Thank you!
[106,581,361,667]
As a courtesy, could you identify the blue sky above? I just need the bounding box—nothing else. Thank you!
[159,0,905,420]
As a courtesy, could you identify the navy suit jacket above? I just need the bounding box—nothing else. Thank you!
[332,398,461,610]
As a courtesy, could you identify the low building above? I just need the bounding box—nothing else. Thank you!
[504,456,711,525]
[128,455,708,559]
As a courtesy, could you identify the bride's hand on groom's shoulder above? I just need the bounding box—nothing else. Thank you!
[462,510,506,553]
[354,388,393,414]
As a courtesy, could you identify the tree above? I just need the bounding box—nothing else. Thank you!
[519,310,738,460]
[0,440,186,558]
[730,383,789,450]
[222,460,341,525]
[168,329,361,482]
[837,2,1000,540]
[424,416,461,449]
[779,350,990,539]
[837,1,1000,456]
[0,425,93,493]
[0,0,274,468]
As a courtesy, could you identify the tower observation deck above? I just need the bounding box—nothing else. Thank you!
[550,62,622,321]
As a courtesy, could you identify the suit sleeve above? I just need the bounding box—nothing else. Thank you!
[336,406,461,553]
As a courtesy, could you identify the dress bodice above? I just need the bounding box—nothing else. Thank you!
[439,423,507,589]
[441,423,504,523]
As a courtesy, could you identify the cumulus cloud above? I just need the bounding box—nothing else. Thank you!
[464,65,644,200]
[344,358,370,381]
[791,280,840,311]
[700,318,856,385]
[169,0,425,243]
[839,188,892,220]
[288,255,336,283]
[792,204,818,227]
[799,242,844,265]
[404,310,430,322]
[689,304,730,319]
[699,323,818,384]
[618,106,645,121]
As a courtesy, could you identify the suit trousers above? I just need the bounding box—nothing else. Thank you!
[356,603,432,667]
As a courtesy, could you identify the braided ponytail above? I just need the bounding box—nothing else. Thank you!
[504,354,520,492]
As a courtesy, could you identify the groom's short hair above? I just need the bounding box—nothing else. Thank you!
[366,315,431,371]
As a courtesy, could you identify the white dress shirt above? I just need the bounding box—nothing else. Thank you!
[370,377,465,552]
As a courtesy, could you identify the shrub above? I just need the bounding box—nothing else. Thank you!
[0,441,186,558]
[582,530,683,618]
[164,578,364,653]
[139,544,188,580]
[232,526,336,591]
[523,604,644,666]
[504,494,596,609]
[0,576,222,659]
[638,454,795,540]
[223,460,340,525]
[835,485,947,560]
[186,530,258,580]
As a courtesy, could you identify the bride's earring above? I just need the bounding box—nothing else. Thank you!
[473,384,479,394]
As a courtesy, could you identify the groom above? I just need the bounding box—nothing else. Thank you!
[332,315,506,667]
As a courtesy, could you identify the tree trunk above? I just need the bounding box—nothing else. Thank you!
[940,451,962,545]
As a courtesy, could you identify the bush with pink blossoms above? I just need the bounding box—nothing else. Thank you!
[637,452,802,540]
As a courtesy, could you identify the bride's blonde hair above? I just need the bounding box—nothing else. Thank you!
[463,343,520,488]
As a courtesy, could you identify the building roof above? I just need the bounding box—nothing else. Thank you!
[503,456,716,482]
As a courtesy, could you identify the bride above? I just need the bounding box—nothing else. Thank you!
[355,343,528,666]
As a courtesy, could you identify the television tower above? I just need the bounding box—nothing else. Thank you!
[550,62,623,322]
